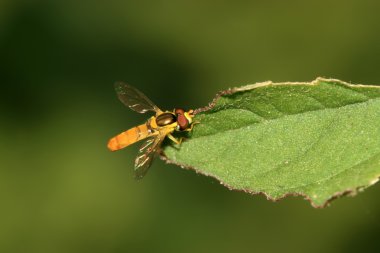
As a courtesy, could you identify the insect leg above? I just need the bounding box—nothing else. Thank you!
[167,134,183,145]
[185,121,200,132]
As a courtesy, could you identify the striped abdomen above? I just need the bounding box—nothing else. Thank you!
[107,123,152,151]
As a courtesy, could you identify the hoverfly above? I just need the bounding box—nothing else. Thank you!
[107,82,196,179]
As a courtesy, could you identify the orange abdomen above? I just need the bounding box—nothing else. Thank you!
[108,123,151,151]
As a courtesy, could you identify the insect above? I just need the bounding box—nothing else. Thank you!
[107,82,196,179]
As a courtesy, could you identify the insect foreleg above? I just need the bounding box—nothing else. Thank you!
[185,121,200,131]
[167,134,183,145]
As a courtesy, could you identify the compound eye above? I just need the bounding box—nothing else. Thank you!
[177,114,189,130]
[175,108,185,115]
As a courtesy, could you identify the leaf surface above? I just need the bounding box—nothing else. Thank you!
[162,78,380,207]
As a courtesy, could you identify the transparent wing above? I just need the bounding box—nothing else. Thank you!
[134,132,166,179]
[114,82,162,114]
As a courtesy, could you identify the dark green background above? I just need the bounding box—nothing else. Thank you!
[1,1,380,252]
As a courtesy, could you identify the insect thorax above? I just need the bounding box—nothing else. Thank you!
[156,113,176,127]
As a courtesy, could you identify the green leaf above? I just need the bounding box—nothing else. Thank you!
[162,78,380,207]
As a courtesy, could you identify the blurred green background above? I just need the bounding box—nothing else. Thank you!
[1,1,380,252]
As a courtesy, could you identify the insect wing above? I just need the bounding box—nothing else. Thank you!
[134,133,165,179]
[114,82,162,114]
